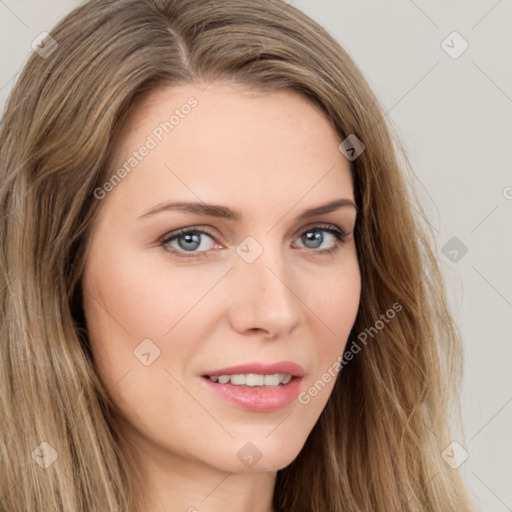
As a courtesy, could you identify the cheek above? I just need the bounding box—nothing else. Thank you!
[81,255,210,441]
[300,256,361,389]
[84,244,212,339]
[305,254,361,337]
[81,246,229,388]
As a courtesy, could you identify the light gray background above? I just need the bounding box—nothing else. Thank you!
[1,1,511,510]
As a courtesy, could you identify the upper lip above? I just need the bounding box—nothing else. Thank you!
[203,361,305,378]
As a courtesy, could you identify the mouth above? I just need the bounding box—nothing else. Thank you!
[200,361,304,412]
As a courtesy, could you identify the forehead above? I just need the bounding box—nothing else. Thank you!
[105,82,354,219]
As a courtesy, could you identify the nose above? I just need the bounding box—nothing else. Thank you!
[228,243,301,339]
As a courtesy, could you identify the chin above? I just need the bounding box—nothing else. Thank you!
[212,433,308,473]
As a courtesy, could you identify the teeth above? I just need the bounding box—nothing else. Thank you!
[280,373,292,384]
[263,374,279,386]
[230,374,246,385]
[207,373,293,386]
[246,374,264,386]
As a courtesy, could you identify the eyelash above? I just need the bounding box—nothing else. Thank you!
[158,224,349,259]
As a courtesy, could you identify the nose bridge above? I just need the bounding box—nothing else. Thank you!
[229,235,301,336]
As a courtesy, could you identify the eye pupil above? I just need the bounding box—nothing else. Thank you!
[303,230,323,249]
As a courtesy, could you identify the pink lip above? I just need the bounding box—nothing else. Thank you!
[200,361,305,413]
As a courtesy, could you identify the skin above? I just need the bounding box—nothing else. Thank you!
[81,82,361,512]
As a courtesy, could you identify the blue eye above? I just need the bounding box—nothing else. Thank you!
[162,229,215,253]
[294,226,347,253]
[159,224,348,259]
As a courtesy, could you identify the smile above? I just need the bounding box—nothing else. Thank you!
[200,361,304,412]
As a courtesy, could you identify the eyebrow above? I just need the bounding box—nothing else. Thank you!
[137,198,357,221]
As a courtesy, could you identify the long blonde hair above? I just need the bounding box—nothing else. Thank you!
[0,0,475,510]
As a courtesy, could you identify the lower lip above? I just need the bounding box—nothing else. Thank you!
[201,376,303,412]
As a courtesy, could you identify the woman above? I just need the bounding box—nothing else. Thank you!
[0,0,475,510]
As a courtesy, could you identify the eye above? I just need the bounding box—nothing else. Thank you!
[159,227,217,258]
[292,224,348,256]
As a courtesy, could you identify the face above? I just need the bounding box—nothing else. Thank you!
[81,82,361,474]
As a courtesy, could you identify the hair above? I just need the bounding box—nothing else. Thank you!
[0,0,475,510]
